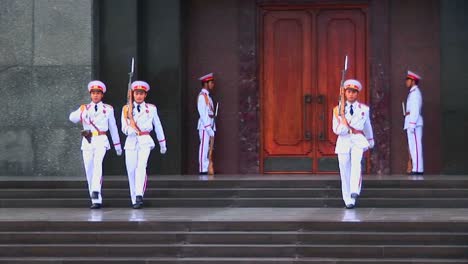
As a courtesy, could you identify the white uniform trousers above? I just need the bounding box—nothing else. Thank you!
[407,126,424,173]
[125,147,151,205]
[82,147,107,204]
[338,147,364,206]
[198,129,210,173]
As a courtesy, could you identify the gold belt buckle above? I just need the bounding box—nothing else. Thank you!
[92,131,99,137]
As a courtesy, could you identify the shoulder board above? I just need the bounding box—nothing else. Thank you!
[358,103,369,109]
[198,93,210,106]
[80,104,86,111]
[333,106,339,116]
[122,105,129,119]
[146,103,156,108]
[103,104,113,109]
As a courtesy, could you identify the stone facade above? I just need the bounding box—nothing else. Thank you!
[0,0,92,176]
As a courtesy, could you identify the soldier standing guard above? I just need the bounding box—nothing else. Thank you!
[69,80,122,209]
[122,81,167,209]
[404,71,424,175]
[197,73,216,175]
[333,79,374,209]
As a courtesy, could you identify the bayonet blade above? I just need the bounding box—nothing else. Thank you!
[344,55,348,71]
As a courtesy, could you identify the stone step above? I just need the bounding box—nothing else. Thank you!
[1,197,468,208]
[2,188,468,198]
[0,231,466,245]
[2,178,468,189]
[0,244,467,258]
[0,220,466,233]
[1,257,467,264]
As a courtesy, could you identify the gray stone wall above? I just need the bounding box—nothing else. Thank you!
[0,0,92,176]
[441,0,468,174]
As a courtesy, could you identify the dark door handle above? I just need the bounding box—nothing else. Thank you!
[303,94,312,141]
[317,94,326,140]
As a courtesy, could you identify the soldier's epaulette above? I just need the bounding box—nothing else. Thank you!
[122,105,129,119]
[333,106,339,117]
[103,103,113,109]
[358,103,369,109]
[80,104,87,111]
[199,93,210,106]
[146,103,156,109]
[122,105,129,112]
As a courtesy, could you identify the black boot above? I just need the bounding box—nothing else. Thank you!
[90,203,102,209]
[91,191,99,200]
[134,195,144,209]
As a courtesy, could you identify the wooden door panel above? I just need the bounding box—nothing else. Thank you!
[315,9,368,160]
[260,6,368,173]
[263,11,312,156]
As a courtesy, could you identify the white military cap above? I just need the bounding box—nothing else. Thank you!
[199,73,214,82]
[131,80,150,92]
[343,79,362,92]
[88,80,107,93]
[406,70,422,81]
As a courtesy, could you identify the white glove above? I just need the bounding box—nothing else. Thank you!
[207,128,215,137]
[160,146,167,154]
[115,146,122,156]
[127,127,137,136]
[408,127,415,134]
[368,139,375,149]
[339,124,350,136]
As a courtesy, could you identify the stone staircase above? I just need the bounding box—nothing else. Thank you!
[0,175,467,263]
[0,219,467,263]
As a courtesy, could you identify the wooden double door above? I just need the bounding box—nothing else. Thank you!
[261,5,369,173]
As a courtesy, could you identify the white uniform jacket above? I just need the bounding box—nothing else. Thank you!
[69,102,121,151]
[197,89,216,131]
[333,101,374,154]
[404,85,423,130]
[121,102,166,150]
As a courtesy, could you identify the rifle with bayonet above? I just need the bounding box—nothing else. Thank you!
[338,55,348,117]
[125,57,141,134]
[208,102,219,175]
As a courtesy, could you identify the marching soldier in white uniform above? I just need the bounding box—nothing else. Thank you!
[404,71,424,175]
[122,81,167,209]
[69,80,122,209]
[333,79,374,209]
[197,73,216,175]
